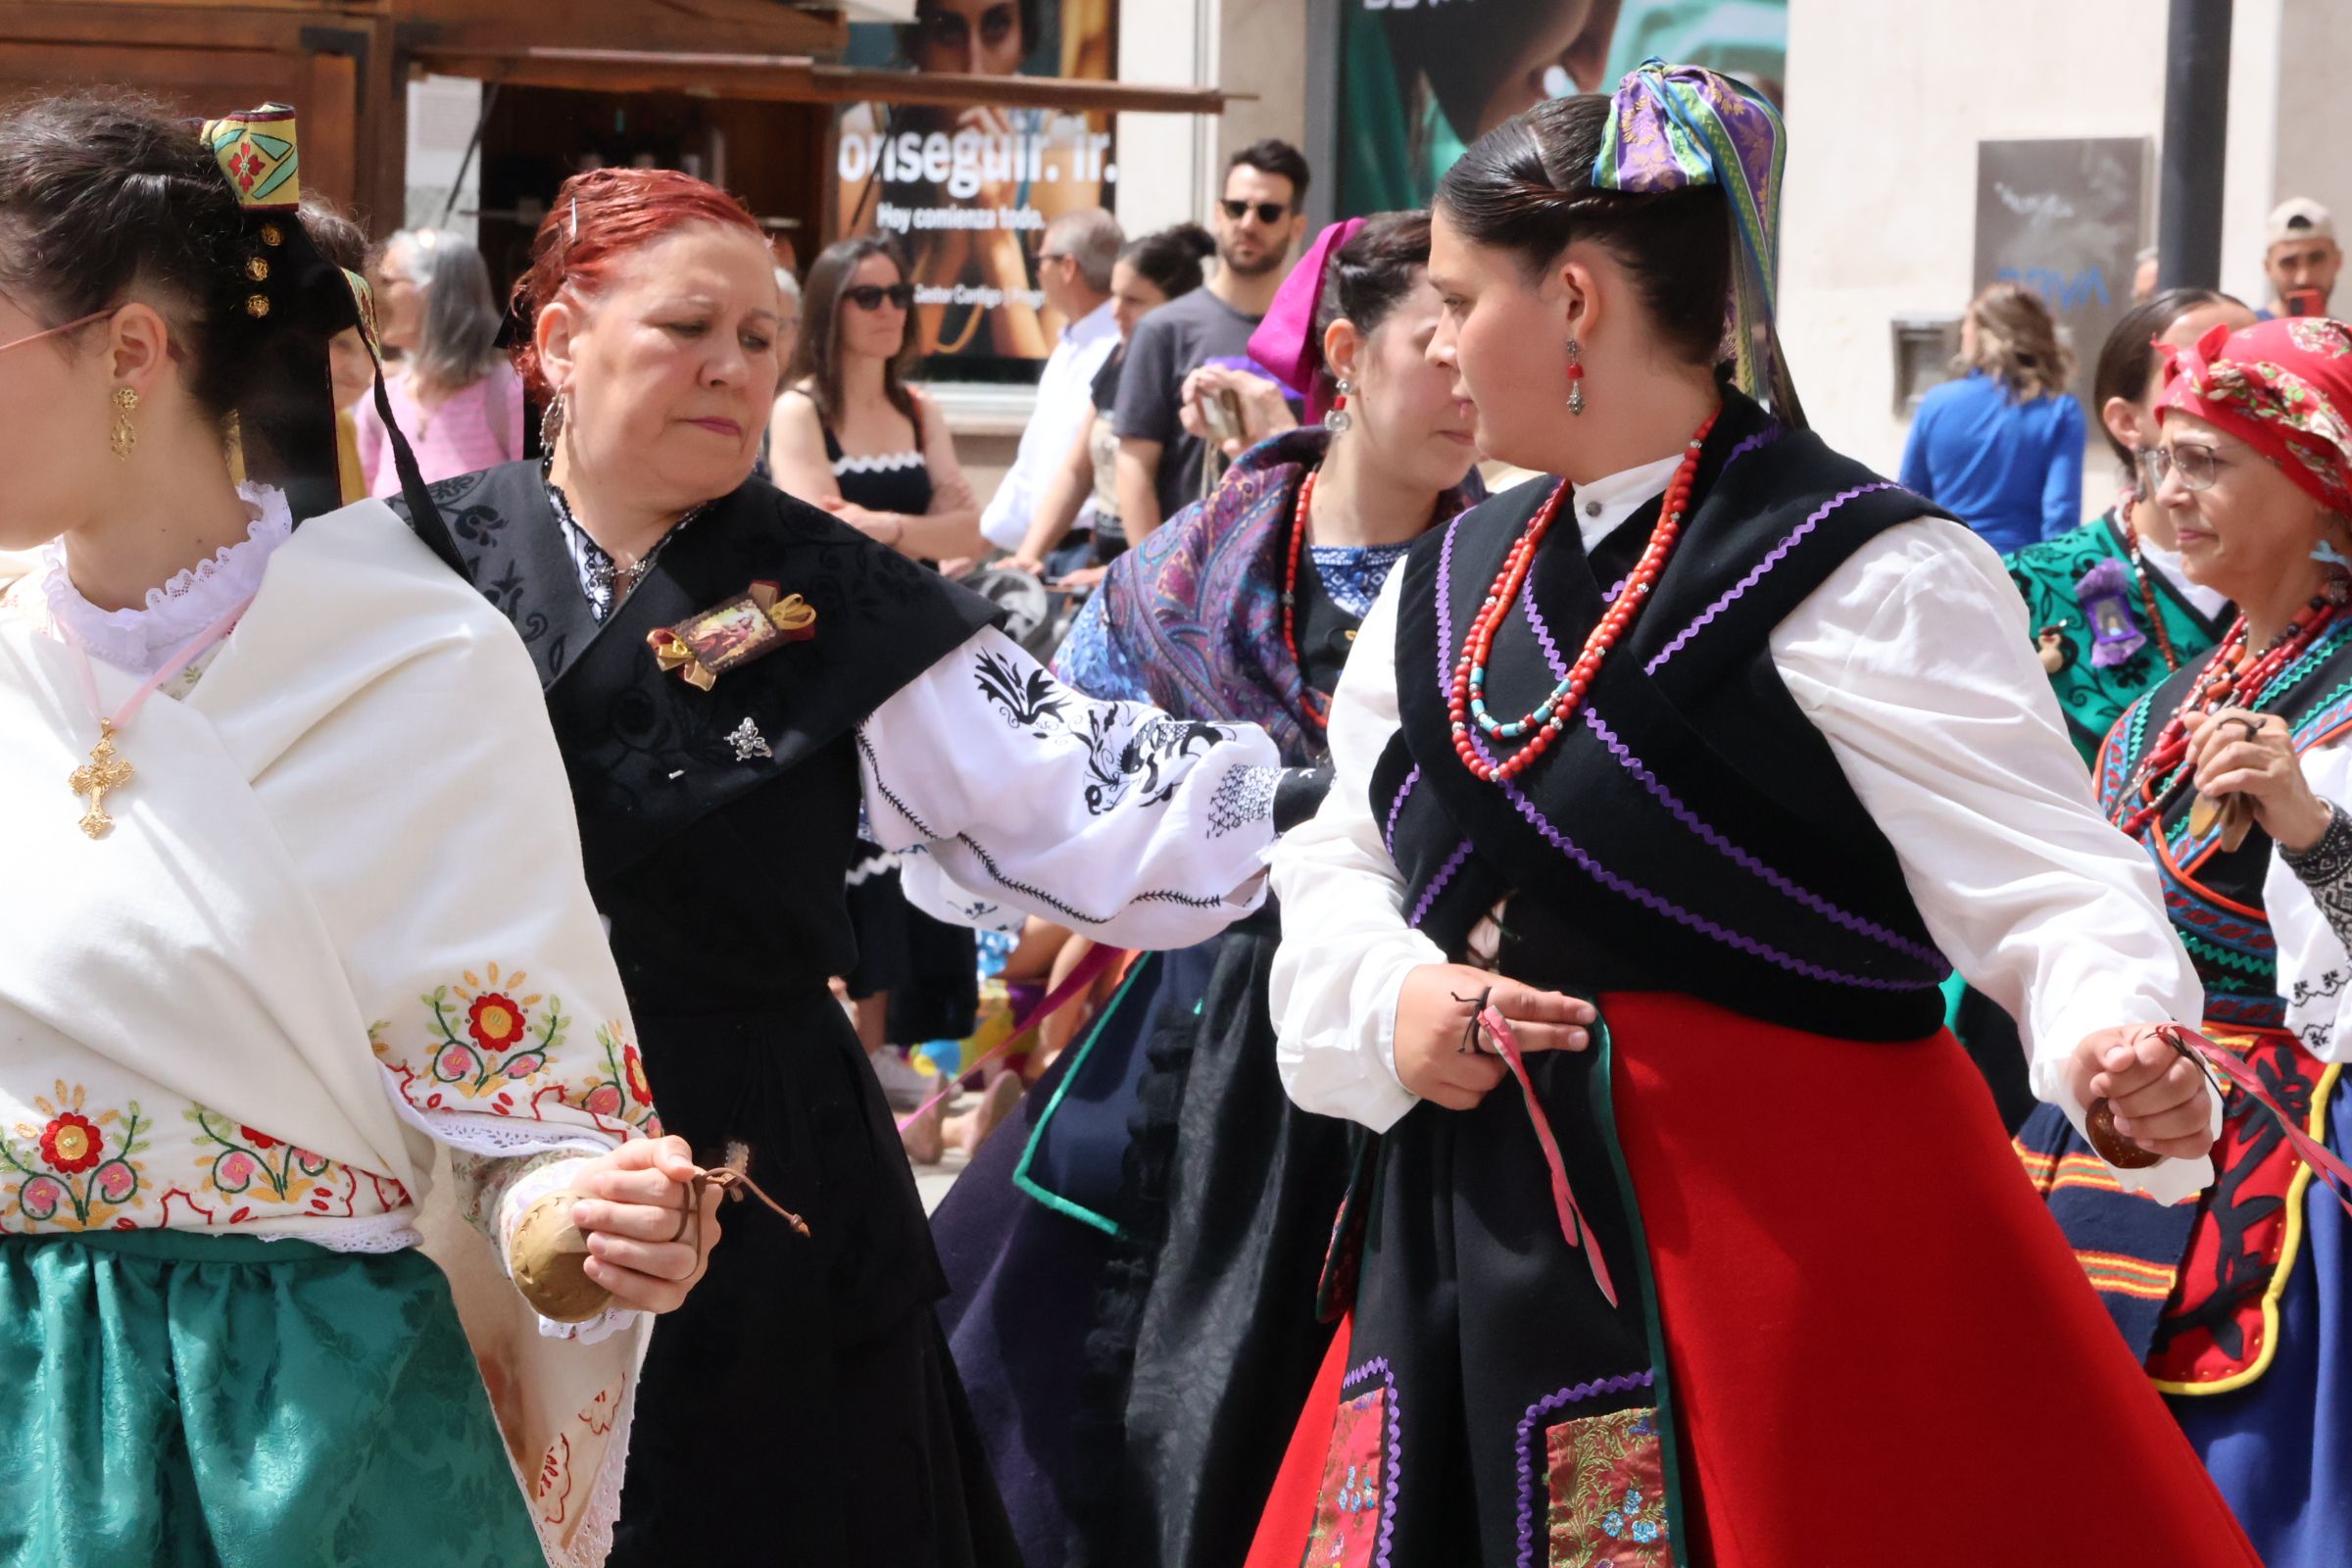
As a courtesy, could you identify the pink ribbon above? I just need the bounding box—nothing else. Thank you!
[1245,218,1365,425]
[894,944,1127,1132]
[67,592,257,729]
[1476,1005,1619,1309]
[2172,1027,2352,1218]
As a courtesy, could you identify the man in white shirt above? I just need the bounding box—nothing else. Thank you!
[979,208,1122,555]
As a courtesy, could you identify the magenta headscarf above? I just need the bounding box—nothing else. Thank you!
[1246,218,1365,424]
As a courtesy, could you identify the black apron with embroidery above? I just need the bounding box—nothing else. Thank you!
[416,461,1016,1567]
[1328,396,1952,1563]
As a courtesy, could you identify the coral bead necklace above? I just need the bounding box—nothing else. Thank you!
[1448,412,1718,783]
[1283,467,1328,729]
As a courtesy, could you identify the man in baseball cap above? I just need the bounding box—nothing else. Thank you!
[2263,196,2340,318]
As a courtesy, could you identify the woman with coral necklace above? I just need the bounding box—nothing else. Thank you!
[1248,65,2254,1566]
[2015,314,2352,1568]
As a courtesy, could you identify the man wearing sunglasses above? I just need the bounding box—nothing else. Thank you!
[1114,139,1311,541]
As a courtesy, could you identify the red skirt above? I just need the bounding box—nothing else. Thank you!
[1248,991,2257,1566]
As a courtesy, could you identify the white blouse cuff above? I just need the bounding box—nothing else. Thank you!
[497,1153,648,1345]
[2027,1000,2221,1205]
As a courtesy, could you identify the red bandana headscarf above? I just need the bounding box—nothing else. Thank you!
[2158,316,2352,513]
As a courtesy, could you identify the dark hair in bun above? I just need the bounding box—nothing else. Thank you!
[1121,222,1215,301]
[1308,210,1434,395]
[0,90,379,515]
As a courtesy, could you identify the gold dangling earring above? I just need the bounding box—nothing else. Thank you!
[109,386,138,462]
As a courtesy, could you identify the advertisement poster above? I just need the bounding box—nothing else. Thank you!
[836,0,1119,379]
[1336,0,1788,215]
[1975,138,2150,407]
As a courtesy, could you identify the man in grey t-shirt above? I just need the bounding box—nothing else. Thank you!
[1114,138,1309,537]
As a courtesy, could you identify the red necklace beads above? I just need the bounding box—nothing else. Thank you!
[1284,467,1329,729]
[2114,597,2338,838]
[1449,413,1719,783]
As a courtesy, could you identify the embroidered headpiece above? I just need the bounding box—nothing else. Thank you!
[2160,316,2352,513]
[183,103,459,566]
[1592,59,1794,417]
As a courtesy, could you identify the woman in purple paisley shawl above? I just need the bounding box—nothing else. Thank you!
[930,213,1483,1568]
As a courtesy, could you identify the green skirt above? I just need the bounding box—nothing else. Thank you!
[0,1227,546,1567]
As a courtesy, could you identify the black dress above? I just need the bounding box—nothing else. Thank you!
[415,462,1014,1566]
[821,413,984,1044]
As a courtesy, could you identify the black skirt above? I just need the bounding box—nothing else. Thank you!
[609,991,1018,1567]
[844,838,981,1044]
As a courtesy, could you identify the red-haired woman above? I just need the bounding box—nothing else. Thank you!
[418,166,1294,1565]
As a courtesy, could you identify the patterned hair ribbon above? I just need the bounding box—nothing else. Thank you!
[1248,217,1365,423]
[2160,317,2352,513]
[199,104,301,211]
[1592,59,1789,411]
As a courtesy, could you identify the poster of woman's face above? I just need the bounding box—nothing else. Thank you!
[834,0,1118,372]
[1339,0,1787,214]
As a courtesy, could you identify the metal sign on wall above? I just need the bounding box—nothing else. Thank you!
[1974,137,2152,406]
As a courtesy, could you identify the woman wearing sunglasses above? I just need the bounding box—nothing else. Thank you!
[772,236,992,1138]
[2015,316,2352,1568]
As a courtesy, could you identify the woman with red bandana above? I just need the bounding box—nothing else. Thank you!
[2016,315,2352,1568]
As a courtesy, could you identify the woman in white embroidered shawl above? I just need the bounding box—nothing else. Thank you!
[0,95,719,1566]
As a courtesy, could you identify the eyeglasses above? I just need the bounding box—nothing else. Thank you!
[0,307,118,358]
[2140,444,2224,493]
[1221,199,1291,225]
[843,283,915,313]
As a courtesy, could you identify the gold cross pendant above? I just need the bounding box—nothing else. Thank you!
[69,721,135,840]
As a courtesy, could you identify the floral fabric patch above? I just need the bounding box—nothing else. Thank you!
[1303,1383,1389,1567]
[1546,1405,1670,1567]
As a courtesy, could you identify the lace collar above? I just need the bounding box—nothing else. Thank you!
[544,467,710,622]
[34,484,293,674]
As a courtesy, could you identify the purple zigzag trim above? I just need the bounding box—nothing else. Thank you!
[1342,1357,1401,1568]
[1521,572,1567,679]
[1408,840,1472,931]
[1643,481,1896,674]
[1458,724,1920,991]
[1720,422,1784,474]
[1434,511,1466,697]
[1384,764,1422,857]
[1515,1370,1657,1568]
[1582,708,1948,974]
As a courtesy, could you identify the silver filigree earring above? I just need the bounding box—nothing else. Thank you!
[540,391,566,452]
[1567,338,1587,416]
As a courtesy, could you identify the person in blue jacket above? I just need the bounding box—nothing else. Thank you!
[1901,281,2085,553]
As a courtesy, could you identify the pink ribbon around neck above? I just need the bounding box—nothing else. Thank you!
[1473,1004,1620,1309]
[65,592,257,733]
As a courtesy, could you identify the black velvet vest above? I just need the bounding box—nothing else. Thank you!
[1374,394,1954,1041]
[411,462,1003,1014]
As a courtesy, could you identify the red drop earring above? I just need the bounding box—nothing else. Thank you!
[1567,338,1587,416]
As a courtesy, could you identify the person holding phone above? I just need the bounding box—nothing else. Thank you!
[1113,141,1310,541]
[2262,198,2341,320]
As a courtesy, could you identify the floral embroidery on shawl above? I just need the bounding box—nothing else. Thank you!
[374,963,656,1140]
[1546,1405,1670,1565]
[0,1082,148,1229]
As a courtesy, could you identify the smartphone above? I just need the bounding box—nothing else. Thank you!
[1200,388,1243,446]
[2286,286,2328,318]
